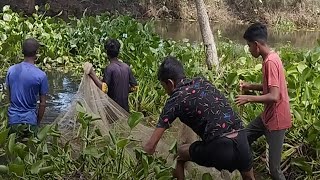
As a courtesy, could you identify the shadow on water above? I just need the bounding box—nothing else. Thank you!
[154,21,320,49]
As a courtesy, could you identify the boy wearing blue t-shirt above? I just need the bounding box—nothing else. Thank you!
[6,38,49,139]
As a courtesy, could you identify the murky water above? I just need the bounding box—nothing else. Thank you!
[42,71,80,123]
[0,70,79,124]
[154,21,320,49]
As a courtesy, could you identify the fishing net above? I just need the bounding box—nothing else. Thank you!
[53,62,237,179]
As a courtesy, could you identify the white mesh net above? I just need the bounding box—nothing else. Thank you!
[53,63,237,179]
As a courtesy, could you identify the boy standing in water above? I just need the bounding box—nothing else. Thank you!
[88,38,138,112]
[6,38,49,139]
[144,56,255,180]
[235,23,291,180]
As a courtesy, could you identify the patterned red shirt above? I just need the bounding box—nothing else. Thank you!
[157,77,243,142]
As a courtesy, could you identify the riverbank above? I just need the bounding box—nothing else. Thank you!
[0,0,319,28]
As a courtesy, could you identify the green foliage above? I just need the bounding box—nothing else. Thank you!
[0,101,174,179]
[0,4,320,179]
[274,18,296,32]
[128,112,144,129]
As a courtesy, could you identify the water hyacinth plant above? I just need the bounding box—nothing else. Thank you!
[0,4,319,179]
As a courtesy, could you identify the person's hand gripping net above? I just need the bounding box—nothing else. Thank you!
[236,80,251,106]
[83,62,108,93]
[83,62,94,75]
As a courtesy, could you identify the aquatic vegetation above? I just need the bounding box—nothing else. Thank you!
[0,5,320,179]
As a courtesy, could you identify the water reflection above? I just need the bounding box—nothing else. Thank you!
[0,70,79,123]
[43,71,79,124]
[154,21,320,49]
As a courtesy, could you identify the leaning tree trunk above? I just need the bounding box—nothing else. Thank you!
[195,0,219,70]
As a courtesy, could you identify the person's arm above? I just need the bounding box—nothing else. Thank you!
[236,86,279,105]
[129,68,138,93]
[143,95,178,154]
[89,72,103,90]
[37,95,46,125]
[247,84,263,91]
[236,61,280,106]
[240,80,263,92]
[38,75,49,125]
[89,66,111,93]
[144,128,166,154]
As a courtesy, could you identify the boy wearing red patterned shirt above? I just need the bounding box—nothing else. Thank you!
[236,23,292,180]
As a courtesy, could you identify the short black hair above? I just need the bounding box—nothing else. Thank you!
[243,22,268,43]
[158,56,186,82]
[105,38,120,58]
[22,38,39,57]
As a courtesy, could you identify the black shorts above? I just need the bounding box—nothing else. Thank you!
[189,130,252,172]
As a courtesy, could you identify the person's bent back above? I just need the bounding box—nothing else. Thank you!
[144,56,255,180]
[6,38,48,140]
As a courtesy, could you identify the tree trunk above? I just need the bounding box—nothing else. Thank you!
[195,0,219,70]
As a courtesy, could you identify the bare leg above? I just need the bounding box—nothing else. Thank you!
[173,144,191,180]
[241,168,255,180]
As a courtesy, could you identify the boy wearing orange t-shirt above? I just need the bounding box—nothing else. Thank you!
[236,23,291,180]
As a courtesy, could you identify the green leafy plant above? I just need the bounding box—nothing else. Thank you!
[0,4,320,179]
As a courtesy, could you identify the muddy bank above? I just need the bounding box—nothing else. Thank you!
[0,0,320,28]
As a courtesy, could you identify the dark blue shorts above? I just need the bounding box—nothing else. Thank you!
[189,130,252,172]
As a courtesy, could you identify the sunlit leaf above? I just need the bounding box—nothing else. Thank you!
[297,62,307,73]
[128,112,144,129]
[202,173,213,180]
[7,133,16,155]
[3,14,12,21]
[45,3,50,11]
[226,72,238,86]
[37,125,52,141]
[2,5,10,12]
[301,68,312,81]
[83,146,104,158]
[31,160,45,174]
[169,140,177,154]
[14,142,27,159]
[313,119,320,131]
[254,63,262,71]
[0,165,9,174]
[314,76,320,89]
[76,102,86,114]
[292,109,303,122]
[116,138,129,149]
